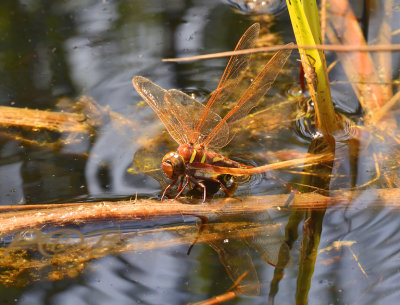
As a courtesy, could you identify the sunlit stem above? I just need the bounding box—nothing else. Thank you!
[286,0,340,140]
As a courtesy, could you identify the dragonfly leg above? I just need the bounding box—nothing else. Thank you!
[189,176,207,203]
[174,175,189,200]
[266,171,293,193]
[176,175,185,192]
[193,176,232,196]
[161,179,178,201]
[284,188,299,208]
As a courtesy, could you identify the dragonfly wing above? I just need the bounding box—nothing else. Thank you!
[203,44,293,148]
[165,89,229,147]
[204,222,261,296]
[217,206,291,268]
[132,76,187,145]
[133,144,169,189]
[191,23,261,144]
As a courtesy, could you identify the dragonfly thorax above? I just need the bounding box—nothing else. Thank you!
[162,152,186,179]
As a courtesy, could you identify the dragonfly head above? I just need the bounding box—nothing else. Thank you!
[162,152,186,179]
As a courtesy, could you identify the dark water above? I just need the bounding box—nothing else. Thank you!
[1,0,400,304]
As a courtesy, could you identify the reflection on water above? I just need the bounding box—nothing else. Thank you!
[195,203,291,296]
[0,208,288,303]
[1,200,399,304]
[1,0,400,304]
[225,0,287,15]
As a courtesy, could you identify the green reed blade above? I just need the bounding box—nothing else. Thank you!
[286,0,340,137]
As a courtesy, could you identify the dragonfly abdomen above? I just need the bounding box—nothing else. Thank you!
[205,150,252,169]
[177,144,252,169]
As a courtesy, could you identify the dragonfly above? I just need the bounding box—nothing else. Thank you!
[132,23,292,202]
[205,208,291,296]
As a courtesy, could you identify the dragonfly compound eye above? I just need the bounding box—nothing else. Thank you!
[162,161,174,179]
[162,152,186,179]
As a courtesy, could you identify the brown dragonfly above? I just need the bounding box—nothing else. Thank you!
[132,23,292,202]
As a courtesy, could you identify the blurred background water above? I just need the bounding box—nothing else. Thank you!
[1,0,400,304]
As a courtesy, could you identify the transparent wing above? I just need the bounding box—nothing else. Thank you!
[203,44,293,148]
[190,23,261,145]
[133,145,169,189]
[204,223,261,296]
[132,76,188,145]
[164,89,229,148]
[217,204,291,268]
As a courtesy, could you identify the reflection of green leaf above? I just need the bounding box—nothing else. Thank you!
[296,210,325,305]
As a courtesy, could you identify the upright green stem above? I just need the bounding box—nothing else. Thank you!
[286,0,340,137]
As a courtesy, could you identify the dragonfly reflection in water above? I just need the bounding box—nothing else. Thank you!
[133,23,293,201]
[199,202,291,296]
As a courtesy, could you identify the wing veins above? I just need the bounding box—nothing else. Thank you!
[203,46,293,147]
[190,23,261,144]
[164,91,193,143]
[132,76,187,144]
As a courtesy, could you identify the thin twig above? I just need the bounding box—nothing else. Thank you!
[162,44,400,62]
[188,292,237,305]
